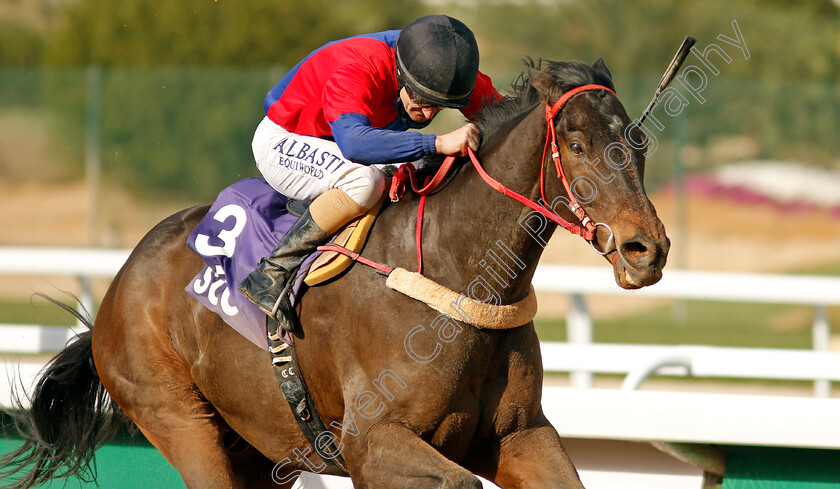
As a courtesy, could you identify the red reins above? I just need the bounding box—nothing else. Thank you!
[322,85,622,277]
[467,146,592,239]
[387,84,618,271]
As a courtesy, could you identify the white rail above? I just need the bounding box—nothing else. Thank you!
[532,264,840,305]
[0,246,132,329]
[0,246,130,277]
[3,247,838,303]
[2,246,840,480]
[533,264,840,395]
[0,324,78,354]
[4,347,840,450]
[540,342,840,385]
[543,386,840,450]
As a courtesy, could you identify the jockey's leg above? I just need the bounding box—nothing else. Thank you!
[237,204,330,318]
[239,117,385,320]
[237,189,366,318]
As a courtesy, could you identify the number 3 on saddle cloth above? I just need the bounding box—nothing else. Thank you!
[185,177,382,350]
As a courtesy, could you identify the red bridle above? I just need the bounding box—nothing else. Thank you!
[388,84,619,271]
[540,84,616,245]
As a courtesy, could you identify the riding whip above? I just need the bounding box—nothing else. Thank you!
[638,35,696,125]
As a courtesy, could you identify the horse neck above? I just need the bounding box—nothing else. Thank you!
[419,107,554,304]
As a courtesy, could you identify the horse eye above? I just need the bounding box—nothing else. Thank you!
[569,143,583,155]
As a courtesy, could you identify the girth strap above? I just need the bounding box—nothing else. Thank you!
[266,317,349,475]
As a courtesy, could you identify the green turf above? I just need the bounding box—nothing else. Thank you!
[0,437,185,488]
[536,301,838,348]
[723,446,840,488]
[0,298,80,326]
[793,262,840,277]
[535,299,839,348]
[0,410,183,488]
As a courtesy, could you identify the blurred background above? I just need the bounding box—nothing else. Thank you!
[1,0,839,380]
[1,2,840,487]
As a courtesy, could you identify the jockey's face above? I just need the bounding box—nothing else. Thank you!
[400,87,444,123]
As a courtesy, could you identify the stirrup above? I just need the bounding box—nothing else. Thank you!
[268,271,299,332]
[276,306,297,333]
[269,277,295,319]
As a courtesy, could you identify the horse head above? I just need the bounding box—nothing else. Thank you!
[526,58,670,289]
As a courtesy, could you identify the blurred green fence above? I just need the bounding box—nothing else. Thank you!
[1,67,838,202]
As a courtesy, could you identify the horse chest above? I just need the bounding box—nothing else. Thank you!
[427,407,481,456]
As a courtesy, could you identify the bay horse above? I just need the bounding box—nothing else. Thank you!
[2,58,668,489]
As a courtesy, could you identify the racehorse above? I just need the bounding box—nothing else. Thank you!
[2,58,668,489]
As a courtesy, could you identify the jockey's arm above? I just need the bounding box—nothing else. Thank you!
[330,113,436,164]
[332,113,482,163]
[326,68,501,165]
[434,123,479,157]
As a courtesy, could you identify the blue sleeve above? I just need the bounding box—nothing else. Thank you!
[331,113,436,164]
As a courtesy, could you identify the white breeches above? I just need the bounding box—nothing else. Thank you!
[252,117,386,209]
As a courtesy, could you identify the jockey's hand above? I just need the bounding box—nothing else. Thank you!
[435,123,479,157]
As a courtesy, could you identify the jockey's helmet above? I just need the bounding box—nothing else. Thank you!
[395,15,479,109]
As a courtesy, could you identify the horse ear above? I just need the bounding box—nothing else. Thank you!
[592,58,615,88]
[527,67,557,102]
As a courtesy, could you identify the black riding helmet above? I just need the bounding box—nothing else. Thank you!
[395,15,479,109]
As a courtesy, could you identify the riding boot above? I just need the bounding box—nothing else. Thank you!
[238,208,330,320]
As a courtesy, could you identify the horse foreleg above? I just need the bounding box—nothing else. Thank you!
[489,421,585,489]
[347,423,481,489]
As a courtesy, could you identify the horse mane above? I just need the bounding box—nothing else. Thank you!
[380,58,612,178]
[476,57,614,146]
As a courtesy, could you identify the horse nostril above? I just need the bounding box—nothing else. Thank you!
[620,239,651,266]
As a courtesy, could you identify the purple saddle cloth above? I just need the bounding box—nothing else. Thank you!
[185,178,320,349]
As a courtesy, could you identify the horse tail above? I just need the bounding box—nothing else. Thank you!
[0,295,127,489]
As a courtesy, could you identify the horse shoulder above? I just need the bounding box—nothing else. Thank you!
[481,324,546,436]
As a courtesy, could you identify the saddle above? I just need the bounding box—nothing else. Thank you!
[184,177,383,349]
[302,197,384,286]
[186,174,538,475]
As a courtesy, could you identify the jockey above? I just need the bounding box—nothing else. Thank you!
[239,14,503,319]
